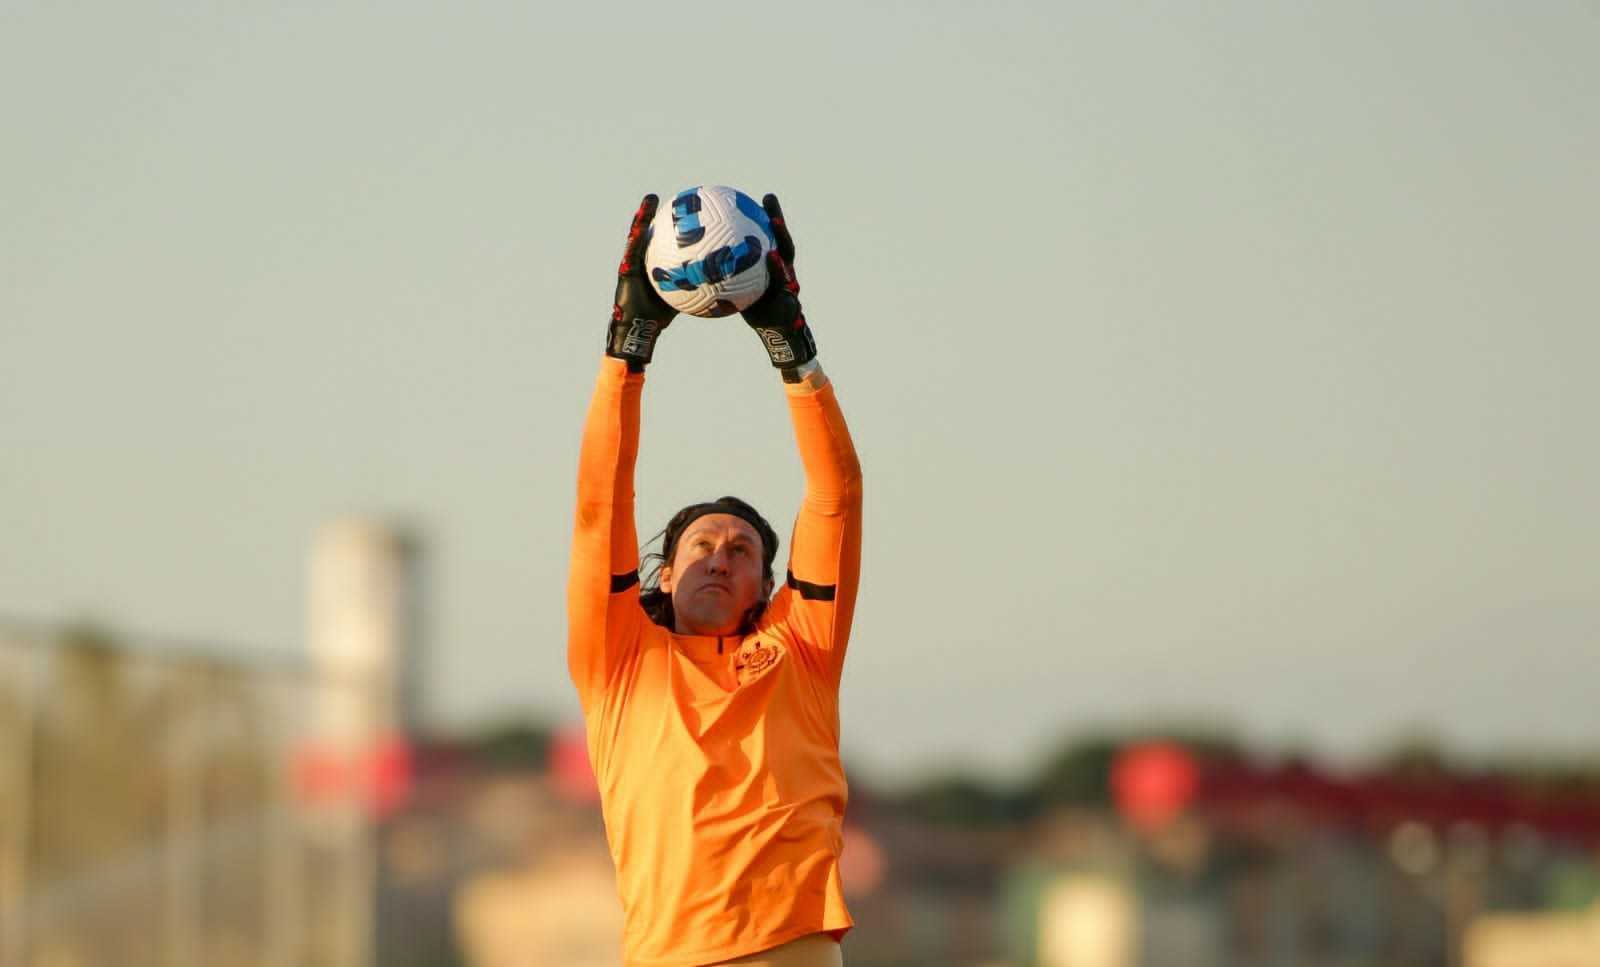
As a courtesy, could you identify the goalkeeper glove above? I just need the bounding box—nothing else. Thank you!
[740,194,817,374]
[606,194,677,370]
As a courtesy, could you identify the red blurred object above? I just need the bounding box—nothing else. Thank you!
[839,825,887,897]
[293,734,413,818]
[551,725,600,803]
[1112,741,1200,832]
[1200,760,1600,845]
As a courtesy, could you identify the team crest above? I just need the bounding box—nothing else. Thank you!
[734,638,783,682]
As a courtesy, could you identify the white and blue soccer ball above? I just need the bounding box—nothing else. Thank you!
[644,185,775,317]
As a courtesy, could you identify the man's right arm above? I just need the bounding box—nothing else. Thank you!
[567,356,646,705]
[569,195,674,706]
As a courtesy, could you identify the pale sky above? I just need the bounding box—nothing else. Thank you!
[3,2,1597,783]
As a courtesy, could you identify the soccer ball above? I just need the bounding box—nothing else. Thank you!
[644,185,775,317]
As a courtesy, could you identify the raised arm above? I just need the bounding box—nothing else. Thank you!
[775,362,862,686]
[741,195,863,686]
[567,196,678,706]
[566,358,646,705]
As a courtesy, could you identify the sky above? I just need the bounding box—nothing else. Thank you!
[3,1,1597,784]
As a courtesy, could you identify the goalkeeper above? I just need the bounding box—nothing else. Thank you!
[567,193,863,967]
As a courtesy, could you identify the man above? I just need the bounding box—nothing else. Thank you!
[567,193,862,966]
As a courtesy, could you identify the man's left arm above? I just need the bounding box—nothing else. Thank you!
[775,360,862,687]
[741,195,862,686]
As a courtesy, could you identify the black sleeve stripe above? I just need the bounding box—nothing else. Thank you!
[610,571,639,593]
[786,569,836,601]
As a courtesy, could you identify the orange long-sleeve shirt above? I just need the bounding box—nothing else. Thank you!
[567,357,863,966]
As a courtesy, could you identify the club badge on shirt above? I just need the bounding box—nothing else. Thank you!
[734,638,783,683]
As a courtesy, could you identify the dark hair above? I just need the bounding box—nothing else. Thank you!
[639,496,779,632]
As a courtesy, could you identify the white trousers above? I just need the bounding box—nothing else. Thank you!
[708,932,843,967]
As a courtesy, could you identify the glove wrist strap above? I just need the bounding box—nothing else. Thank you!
[606,315,661,368]
[752,320,817,370]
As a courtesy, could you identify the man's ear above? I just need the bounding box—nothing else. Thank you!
[763,575,775,599]
[659,564,674,593]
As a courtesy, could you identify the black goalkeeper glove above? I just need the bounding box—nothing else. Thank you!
[606,194,677,371]
[741,194,817,374]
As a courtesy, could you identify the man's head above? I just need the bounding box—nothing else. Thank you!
[643,497,778,636]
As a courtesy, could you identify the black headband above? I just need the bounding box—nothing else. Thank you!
[669,500,778,567]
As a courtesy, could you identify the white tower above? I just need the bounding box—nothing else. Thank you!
[302,518,421,967]
[308,518,418,745]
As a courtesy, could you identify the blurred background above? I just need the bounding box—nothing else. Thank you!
[3,2,1597,965]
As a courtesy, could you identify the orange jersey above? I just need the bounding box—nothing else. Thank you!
[567,357,863,966]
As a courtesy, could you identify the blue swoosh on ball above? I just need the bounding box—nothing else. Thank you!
[733,191,777,247]
[651,235,764,290]
[672,188,704,247]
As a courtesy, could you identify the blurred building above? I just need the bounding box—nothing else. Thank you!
[1465,903,1600,966]
[0,616,383,967]
[451,783,621,967]
[308,517,424,742]
[1036,874,1137,967]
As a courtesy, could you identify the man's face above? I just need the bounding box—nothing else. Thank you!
[660,513,772,636]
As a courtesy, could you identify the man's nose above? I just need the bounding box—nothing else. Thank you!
[704,548,731,575]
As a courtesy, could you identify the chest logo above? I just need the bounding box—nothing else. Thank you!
[734,639,782,682]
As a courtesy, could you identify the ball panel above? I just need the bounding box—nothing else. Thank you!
[643,185,774,318]
[669,187,705,248]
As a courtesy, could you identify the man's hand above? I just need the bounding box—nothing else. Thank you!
[606,194,677,370]
[741,194,817,374]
